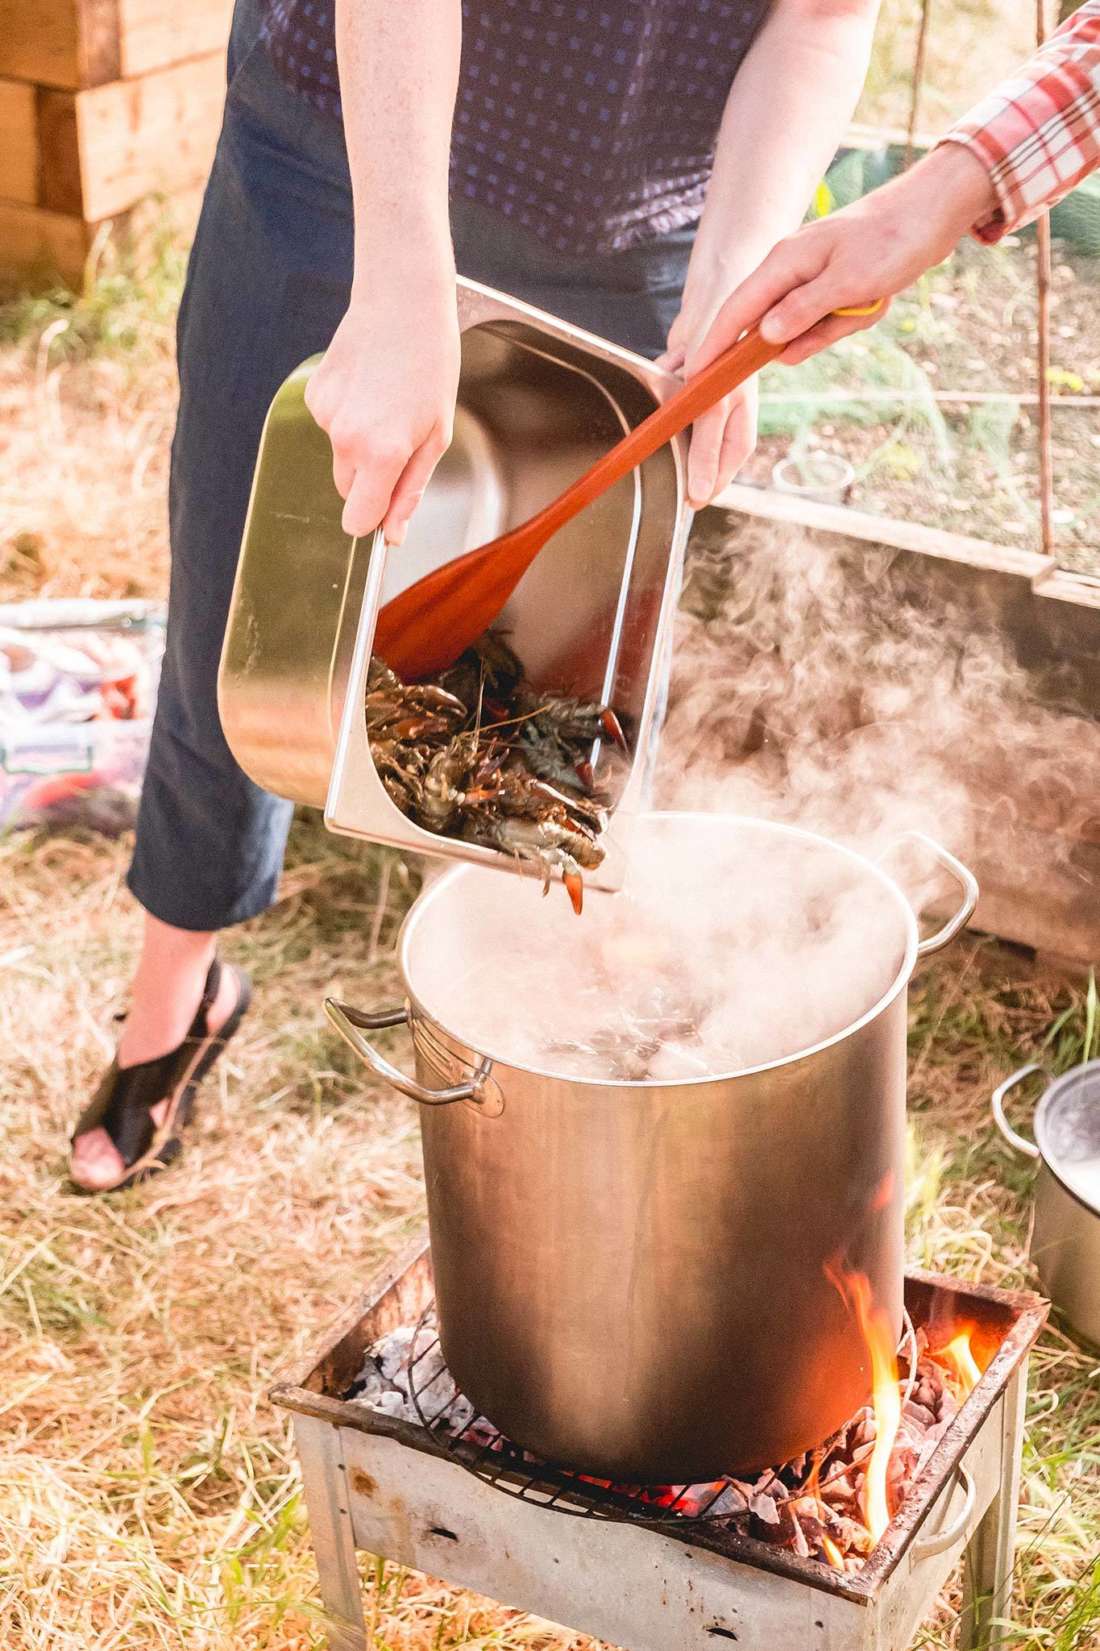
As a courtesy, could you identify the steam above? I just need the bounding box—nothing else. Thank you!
[409,818,907,1080]
[659,518,1100,908]
[407,521,1100,1080]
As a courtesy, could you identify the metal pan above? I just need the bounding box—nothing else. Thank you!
[992,1060,1100,1346]
[218,278,692,892]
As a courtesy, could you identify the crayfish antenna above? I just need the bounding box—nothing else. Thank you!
[563,867,584,916]
[600,708,629,752]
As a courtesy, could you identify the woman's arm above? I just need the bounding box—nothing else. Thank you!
[662,0,881,506]
[305,0,463,544]
[687,0,1100,369]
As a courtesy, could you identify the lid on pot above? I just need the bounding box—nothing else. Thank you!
[1039,1061,1100,1213]
[400,812,916,1085]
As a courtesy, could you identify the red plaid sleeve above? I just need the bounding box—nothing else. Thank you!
[938,0,1100,242]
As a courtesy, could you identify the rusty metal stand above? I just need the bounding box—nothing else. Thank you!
[958,1367,1028,1651]
[294,1415,369,1651]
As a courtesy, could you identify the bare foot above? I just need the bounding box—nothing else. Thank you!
[70,964,242,1192]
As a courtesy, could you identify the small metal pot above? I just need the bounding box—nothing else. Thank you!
[992,1062,1100,1347]
[328,813,977,1481]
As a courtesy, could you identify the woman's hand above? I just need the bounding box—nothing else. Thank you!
[686,142,998,375]
[657,309,759,509]
[305,261,460,544]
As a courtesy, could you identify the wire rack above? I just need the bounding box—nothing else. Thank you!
[378,1301,919,1527]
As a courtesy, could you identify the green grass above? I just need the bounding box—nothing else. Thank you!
[0,206,188,362]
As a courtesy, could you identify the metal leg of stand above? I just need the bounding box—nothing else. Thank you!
[959,1367,1028,1651]
[295,1417,368,1651]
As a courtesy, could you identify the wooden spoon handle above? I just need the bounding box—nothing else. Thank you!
[522,323,782,543]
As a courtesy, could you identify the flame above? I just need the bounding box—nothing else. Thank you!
[827,1267,901,1543]
[821,1533,845,1571]
[938,1328,982,1397]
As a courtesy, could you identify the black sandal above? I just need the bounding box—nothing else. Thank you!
[69,957,252,1192]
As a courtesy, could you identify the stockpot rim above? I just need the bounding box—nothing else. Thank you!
[1035,1059,1100,1217]
[394,811,920,1089]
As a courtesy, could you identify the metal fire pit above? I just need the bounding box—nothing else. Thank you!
[272,1237,1047,1651]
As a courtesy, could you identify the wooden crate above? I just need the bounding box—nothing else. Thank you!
[0,0,231,286]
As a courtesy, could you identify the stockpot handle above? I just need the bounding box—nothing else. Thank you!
[324,997,482,1107]
[909,1464,976,1559]
[991,1064,1045,1161]
[884,832,979,957]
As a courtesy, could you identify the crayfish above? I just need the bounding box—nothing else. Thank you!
[365,635,628,913]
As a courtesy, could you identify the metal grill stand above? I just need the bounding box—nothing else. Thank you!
[273,1240,1046,1651]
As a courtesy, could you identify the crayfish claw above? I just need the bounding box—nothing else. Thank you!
[600,707,629,752]
[563,864,584,916]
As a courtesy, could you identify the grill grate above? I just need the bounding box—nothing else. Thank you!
[377,1301,919,1527]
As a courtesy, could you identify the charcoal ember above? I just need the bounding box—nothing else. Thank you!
[370,1388,417,1420]
[679,1480,751,1519]
[776,1502,812,1559]
[372,1326,417,1384]
[347,1327,476,1432]
[831,1514,875,1557]
[851,1409,877,1450]
[346,1358,391,1407]
[749,1489,782,1529]
[903,1399,937,1430]
[913,1417,952,1476]
[823,1471,858,1505]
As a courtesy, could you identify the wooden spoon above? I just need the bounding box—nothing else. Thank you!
[374,306,881,680]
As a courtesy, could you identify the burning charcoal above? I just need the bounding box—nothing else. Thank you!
[824,1471,858,1504]
[749,1490,781,1527]
[778,1504,812,1559]
[915,1375,940,1411]
[372,1389,416,1420]
[372,1326,418,1384]
[851,1411,876,1450]
[903,1399,937,1430]
[701,1481,752,1519]
[831,1514,875,1557]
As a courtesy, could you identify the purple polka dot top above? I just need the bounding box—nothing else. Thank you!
[262,1,772,256]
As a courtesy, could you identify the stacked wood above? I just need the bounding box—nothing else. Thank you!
[0,0,231,286]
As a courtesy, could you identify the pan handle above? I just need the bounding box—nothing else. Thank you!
[910,1465,976,1559]
[882,832,979,956]
[991,1064,1045,1161]
[324,997,490,1108]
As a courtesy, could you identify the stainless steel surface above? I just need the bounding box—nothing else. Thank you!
[219,279,690,894]
[272,1241,1047,1651]
[905,833,980,956]
[331,814,977,1482]
[993,1063,1100,1346]
[324,999,503,1116]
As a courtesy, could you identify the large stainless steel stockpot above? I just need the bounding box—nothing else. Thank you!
[329,814,977,1482]
[992,1062,1100,1347]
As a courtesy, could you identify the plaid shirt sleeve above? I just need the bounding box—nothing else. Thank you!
[938,0,1100,242]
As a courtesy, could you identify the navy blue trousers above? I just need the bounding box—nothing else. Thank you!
[128,0,694,930]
